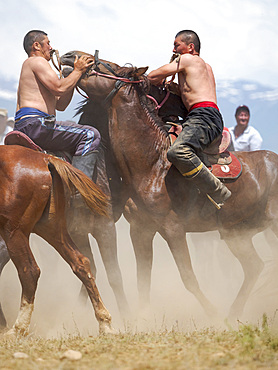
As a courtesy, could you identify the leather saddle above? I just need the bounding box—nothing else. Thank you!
[4,131,71,162]
[5,130,44,151]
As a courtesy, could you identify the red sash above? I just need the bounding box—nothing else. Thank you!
[189,101,219,112]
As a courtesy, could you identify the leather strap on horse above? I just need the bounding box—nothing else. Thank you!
[104,79,125,106]
[50,49,63,79]
[94,50,119,77]
[146,90,170,110]
[77,50,171,110]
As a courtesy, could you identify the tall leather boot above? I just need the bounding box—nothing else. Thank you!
[71,150,98,208]
[191,164,231,209]
[71,150,98,180]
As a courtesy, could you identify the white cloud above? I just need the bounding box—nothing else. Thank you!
[251,89,278,101]
[243,84,257,91]
[0,0,278,88]
[0,89,16,101]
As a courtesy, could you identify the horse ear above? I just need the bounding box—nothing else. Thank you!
[135,67,149,76]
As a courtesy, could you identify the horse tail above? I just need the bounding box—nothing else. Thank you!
[47,155,109,216]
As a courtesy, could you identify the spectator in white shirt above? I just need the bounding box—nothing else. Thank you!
[228,105,262,151]
[0,108,13,145]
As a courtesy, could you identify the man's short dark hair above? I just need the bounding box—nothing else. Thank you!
[175,30,201,54]
[235,105,250,116]
[23,30,47,56]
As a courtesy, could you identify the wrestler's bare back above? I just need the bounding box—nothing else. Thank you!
[17,57,58,115]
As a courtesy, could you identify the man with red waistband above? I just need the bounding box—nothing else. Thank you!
[148,30,231,209]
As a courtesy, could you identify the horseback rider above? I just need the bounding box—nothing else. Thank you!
[14,30,100,181]
[148,30,231,209]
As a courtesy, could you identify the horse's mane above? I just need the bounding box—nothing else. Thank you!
[135,75,171,151]
[136,75,169,135]
[116,67,169,142]
[76,98,110,149]
[76,67,187,152]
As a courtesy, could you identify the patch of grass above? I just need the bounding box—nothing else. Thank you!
[1,316,278,369]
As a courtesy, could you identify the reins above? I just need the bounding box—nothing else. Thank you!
[146,91,170,110]
[50,49,63,79]
[58,49,171,110]
[88,69,143,84]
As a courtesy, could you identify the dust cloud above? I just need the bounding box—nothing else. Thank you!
[1,216,278,338]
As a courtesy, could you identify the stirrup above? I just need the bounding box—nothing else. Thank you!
[206,194,223,210]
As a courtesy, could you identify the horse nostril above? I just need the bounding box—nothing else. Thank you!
[60,51,77,66]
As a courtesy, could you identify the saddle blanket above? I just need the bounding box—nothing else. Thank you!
[168,125,242,180]
[209,152,242,180]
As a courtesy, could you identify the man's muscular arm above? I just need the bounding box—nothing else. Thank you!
[148,60,180,86]
[32,55,93,110]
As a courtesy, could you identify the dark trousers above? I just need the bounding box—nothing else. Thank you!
[14,117,101,156]
[167,107,223,177]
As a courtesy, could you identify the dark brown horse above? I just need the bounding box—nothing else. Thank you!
[0,145,114,336]
[61,51,278,321]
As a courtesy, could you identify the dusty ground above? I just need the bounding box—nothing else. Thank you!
[1,217,278,368]
[1,322,278,369]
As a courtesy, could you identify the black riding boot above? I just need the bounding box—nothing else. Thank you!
[191,164,231,209]
[71,150,98,208]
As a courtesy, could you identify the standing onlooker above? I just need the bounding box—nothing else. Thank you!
[228,105,262,151]
[7,116,15,130]
[0,108,13,145]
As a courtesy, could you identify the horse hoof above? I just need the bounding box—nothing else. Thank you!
[206,304,221,321]
[3,326,29,339]
[3,328,18,339]
[99,322,117,335]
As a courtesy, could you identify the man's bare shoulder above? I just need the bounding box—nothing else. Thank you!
[23,56,50,72]
[179,54,203,68]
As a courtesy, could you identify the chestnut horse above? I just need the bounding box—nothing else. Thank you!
[0,75,187,330]
[0,145,114,336]
[61,51,278,320]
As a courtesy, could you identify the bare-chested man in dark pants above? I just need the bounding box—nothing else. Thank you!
[148,30,231,209]
[15,29,100,180]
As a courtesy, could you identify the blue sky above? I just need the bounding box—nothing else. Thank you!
[0,0,277,88]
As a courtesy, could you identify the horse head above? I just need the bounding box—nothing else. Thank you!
[61,50,187,122]
[61,50,135,99]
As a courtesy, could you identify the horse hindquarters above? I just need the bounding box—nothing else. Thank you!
[0,151,52,336]
[34,161,114,334]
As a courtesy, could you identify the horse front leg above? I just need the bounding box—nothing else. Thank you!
[264,227,278,260]
[93,216,131,319]
[224,235,264,320]
[0,237,10,329]
[129,219,156,313]
[161,225,219,319]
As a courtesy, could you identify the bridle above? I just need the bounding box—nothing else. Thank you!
[50,49,63,78]
[52,49,171,110]
[89,51,172,110]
